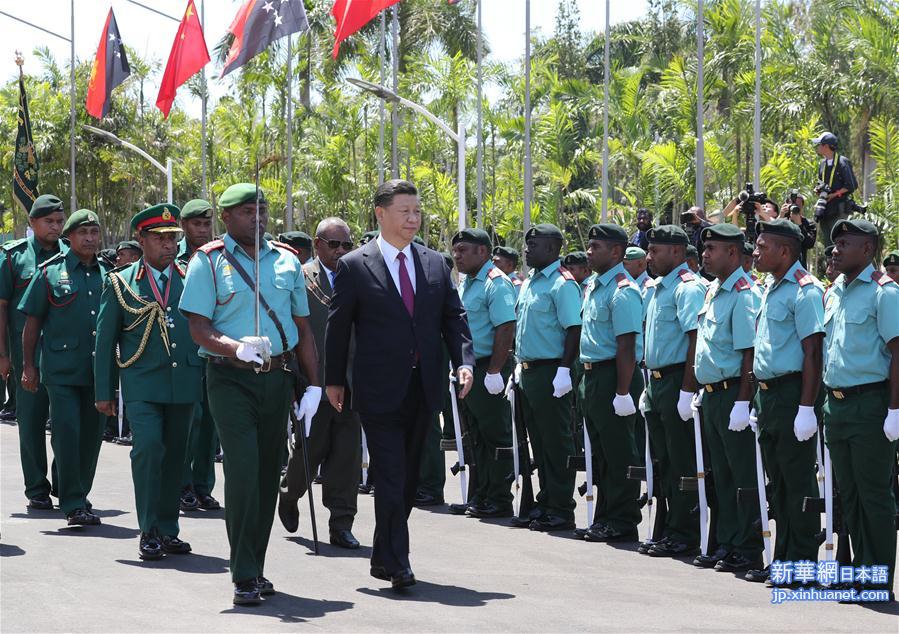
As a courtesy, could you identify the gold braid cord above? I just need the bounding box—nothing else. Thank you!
[107,272,171,368]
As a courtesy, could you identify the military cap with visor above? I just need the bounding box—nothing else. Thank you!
[131,203,182,234]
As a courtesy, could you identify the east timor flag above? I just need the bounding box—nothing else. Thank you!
[86,8,131,119]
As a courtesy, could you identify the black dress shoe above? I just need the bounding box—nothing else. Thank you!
[214,452,224,463]
[103,430,116,442]
[413,491,444,507]
[529,515,576,532]
[180,489,199,512]
[390,568,416,589]
[584,525,638,542]
[0,408,16,421]
[161,535,192,554]
[27,496,53,511]
[138,533,164,561]
[715,552,762,572]
[744,566,769,583]
[467,503,514,518]
[329,529,360,549]
[448,503,470,515]
[693,546,730,568]
[358,483,374,494]
[647,540,698,557]
[255,576,275,595]
[66,508,101,526]
[370,565,390,581]
[510,508,543,528]
[233,580,262,605]
[197,494,221,510]
[116,434,132,446]
[278,496,299,533]
[637,537,666,555]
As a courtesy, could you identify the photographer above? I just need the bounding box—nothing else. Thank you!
[812,132,858,247]
[725,191,776,243]
[779,192,817,268]
[680,205,712,257]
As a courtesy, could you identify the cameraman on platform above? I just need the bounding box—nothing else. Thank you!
[812,131,858,247]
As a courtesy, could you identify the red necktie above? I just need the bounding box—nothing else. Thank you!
[396,252,415,317]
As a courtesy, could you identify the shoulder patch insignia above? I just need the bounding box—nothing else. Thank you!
[678,269,695,282]
[135,264,145,281]
[487,267,504,280]
[793,268,814,287]
[615,272,630,288]
[734,276,751,292]
[198,239,225,254]
[271,240,299,256]
[872,270,895,286]
[559,266,575,282]
[38,252,66,269]
[1,238,27,253]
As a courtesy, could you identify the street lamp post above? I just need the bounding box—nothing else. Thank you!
[83,125,174,203]
[348,78,466,231]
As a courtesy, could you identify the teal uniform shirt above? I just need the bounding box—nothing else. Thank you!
[459,261,516,360]
[18,250,110,386]
[694,267,757,385]
[580,262,643,362]
[179,234,310,357]
[823,264,899,388]
[822,279,840,366]
[579,274,595,298]
[753,260,824,381]
[644,263,705,369]
[509,271,523,300]
[514,259,582,361]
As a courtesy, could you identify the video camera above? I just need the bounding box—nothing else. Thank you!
[738,182,769,209]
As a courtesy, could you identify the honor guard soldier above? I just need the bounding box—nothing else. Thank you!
[824,219,899,600]
[18,210,109,526]
[641,225,705,557]
[451,228,516,518]
[95,204,202,561]
[691,223,763,572]
[579,224,643,542]
[511,223,582,532]
[176,198,220,512]
[278,230,314,265]
[884,249,899,283]
[492,246,523,298]
[0,194,67,510]
[562,251,592,295]
[745,219,824,584]
[623,247,651,294]
[180,183,320,606]
[115,241,142,267]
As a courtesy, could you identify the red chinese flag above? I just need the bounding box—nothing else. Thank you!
[332,0,401,59]
[156,0,210,117]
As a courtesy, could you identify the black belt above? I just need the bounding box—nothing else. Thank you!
[702,377,741,393]
[647,363,685,380]
[583,359,616,371]
[208,353,287,373]
[521,358,561,370]
[827,381,888,400]
[757,372,802,391]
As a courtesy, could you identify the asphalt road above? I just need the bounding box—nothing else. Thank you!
[1,421,896,632]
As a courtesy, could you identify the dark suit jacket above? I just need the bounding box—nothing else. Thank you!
[304,257,355,401]
[325,238,474,415]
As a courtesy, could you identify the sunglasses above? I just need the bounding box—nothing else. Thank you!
[318,238,354,250]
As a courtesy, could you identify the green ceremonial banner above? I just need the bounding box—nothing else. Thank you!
[13,72,39,214]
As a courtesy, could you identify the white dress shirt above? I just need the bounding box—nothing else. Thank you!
[377,235,416,294]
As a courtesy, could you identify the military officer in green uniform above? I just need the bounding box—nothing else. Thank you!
[180,183,320,606]
[744,219,824,584]
[579,224,644,542]
[95,204,202,561]
[641,225,705,557]
[450,228,516,518]
[115,241,142,267]
[884,249,899,283]
[690,223,763,572]
[511,223,582,532]
[176,198,220,512]
[0,194,66,509]
[19,210,109,526]
[493,246,523,298]
[824,219,899,599]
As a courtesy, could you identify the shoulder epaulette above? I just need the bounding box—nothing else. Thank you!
[793,268,814,287]
[872,270,896,286]
[173,260,186,278]
[512,278,523,286]
[38,251,66,269]
[615,272,631,289]
[559,266,575,282]
[198,239,225,254]
[1,238,27,252]
[734,276,751,292]
[487,267,504,280]
[135,264,145,281]
[678,269,695,282]
[271,240,299,256]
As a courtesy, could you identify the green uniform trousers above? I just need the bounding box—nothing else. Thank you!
[520,363,576,522]
[644,367,699,545]
[702,383,763,558]
[11,353,53,499]
[418,411,447,498]
[207,363,292,583]
[824,386,897,589]
[754,378,820,562]
[461,361,513,508]
[182,387,217,496]
[580,363,643,532]
[126,400,193,536]
[46,384,104,514]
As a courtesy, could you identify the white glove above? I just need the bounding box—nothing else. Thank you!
[749,408,758,433]
[638,390,648,416]
[513,363,522,385]
[294,386,322,437]
[552,367,573,398]
[612,393,637,417]
[484,372,505,395]
[677,390,695,421]
[793,405,818,442]
[236,336,272,364]
[883,408,899,442]
[728,400,751,432]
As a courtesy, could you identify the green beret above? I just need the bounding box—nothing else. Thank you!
[412,235,426,246]
[219,183,266,209]
[686,245,700,259]
[131,203,182,233]
[29,194,64,218]
[824,244,836,259]
[700,222,744,244]
[181,198,213,220]
[883,250,899,267]
[116,240,142,253]
[647,224,688,246]
[492,245,519,262]
[831,218,879,242]
[62,209,100,236]
[743,241,755,257]
[562,251,588,266]
[587,223,628,243]
[452,228,492,249]
[524,223,564,241]
[359,230,379,245]
[624,246,646,261]
[278,231,313,250]
[757,218,802,243]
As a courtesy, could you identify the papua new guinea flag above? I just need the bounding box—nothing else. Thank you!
[86,8,131,119]
[221,0,309,77]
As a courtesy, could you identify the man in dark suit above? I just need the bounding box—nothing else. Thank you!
[279,217,361,550]
[325,180,475,589]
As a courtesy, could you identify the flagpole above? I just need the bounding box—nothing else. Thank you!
[378,11,386,186]
[601,0,610,222]
[201,0,207,200]
[286,33,294,231]
[69,0,76,211]
[475,0,483,229]
[391,5,399,179]
[753,0,761,186]
[696,0,705,208]
[523,0,531,239]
